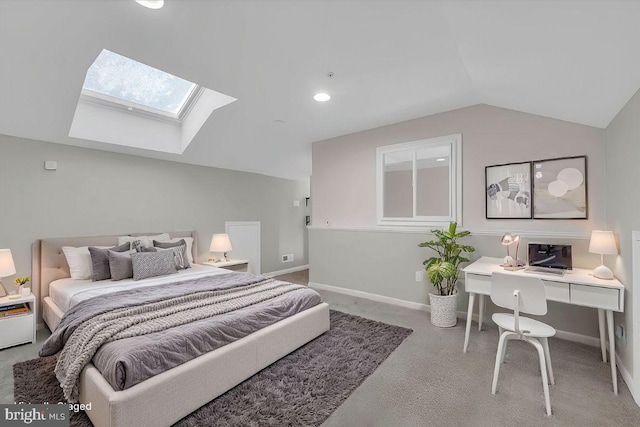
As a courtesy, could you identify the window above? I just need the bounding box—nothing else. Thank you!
[81,49,200,121]
[376,134,462,226]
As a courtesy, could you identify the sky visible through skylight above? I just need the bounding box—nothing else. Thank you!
[83,49,196,115]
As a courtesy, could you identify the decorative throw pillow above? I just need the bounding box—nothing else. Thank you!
[108,250,135,281]
[62,246,109,280]
[117,233,170,249]
[88,243,130,281]
[155,243,190,270]
[131,250,177,281]
[154,237,194,264]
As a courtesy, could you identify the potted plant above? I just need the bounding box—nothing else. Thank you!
[419,222,475,327]
[14,276,30,296]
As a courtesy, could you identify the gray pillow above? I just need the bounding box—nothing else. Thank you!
[89,243,130,281]
[155,244,190,270]
[108,250,134,281]
[153,239,186,249]
[131,250,177,281]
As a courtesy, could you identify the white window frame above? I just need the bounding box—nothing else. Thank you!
[376,134,462,227]
[79,84,203,124]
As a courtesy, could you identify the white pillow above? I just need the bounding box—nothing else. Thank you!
[118,233,171,249]
[62,246,108,280]
[156,237,195,264]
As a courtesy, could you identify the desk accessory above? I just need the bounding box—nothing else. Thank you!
[589,230,617,280]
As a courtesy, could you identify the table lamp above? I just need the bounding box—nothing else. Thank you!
[589,230,617,280]
[500,233,523,269]
[0,249,17,298]
[209,234,232,262]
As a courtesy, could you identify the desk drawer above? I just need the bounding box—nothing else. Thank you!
[465,274,491,294]
[571,284,619,311]
[542,281,570,303]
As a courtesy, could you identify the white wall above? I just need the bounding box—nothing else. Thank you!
[312,104,606,231]
[310,104,609,339]
[0,134,310,285]
[605,89,640,381]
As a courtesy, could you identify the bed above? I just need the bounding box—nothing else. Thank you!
[32,231,330,427]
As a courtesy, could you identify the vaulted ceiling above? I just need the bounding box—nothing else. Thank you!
[1,1,639,180]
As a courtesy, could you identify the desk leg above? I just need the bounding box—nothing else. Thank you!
[478,295,485,331]
[606,310,618,395]
[598,309,607,363]
[464,292,476,353]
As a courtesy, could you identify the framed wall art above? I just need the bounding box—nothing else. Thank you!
[485,161,532,219]
[532,155,587,219]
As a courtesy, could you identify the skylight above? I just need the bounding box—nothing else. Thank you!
[82,49,197,118]
[70,48,237,155]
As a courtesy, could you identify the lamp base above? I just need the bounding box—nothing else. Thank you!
[593,264,614,280]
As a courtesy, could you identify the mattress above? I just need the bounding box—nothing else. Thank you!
[42,270,322,393]
[49,264,228,312]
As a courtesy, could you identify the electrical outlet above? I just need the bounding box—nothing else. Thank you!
[282,254,294,263]
[616,324,626,345]
[415,271,424,282]
[293,200,300,207]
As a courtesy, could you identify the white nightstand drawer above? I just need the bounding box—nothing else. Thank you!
[571,284,619,310]
[222,263,248,272]
[465,274,491,294]
[0,313,34,349]
[542,281,570,303]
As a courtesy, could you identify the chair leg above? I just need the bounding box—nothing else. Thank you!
[500,333,510,364]
[530,338,552,416]
[492,332,511,394]
[542,337,555,385]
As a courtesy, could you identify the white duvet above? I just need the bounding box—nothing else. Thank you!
[49,264,231,313]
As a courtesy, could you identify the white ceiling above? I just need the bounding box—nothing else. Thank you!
[1,1,639,181]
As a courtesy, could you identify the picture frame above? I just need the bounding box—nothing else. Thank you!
[532,155,587,219]
[485,161,532,219]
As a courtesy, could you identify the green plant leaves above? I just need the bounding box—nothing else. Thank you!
[418,222,475,295]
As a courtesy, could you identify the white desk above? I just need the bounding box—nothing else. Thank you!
[463,257,624,395]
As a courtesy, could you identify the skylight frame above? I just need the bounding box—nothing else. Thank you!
[80,85,203,124]
[80,49,203,123]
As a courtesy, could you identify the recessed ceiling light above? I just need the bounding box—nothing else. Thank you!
[314,93,331,102]
[135,0,164,9]
[436,158,446,162]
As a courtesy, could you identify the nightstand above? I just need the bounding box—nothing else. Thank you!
[0,293,36,350]
[202,259,249,272]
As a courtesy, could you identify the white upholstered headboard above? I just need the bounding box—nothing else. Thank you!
[31,231,197,322]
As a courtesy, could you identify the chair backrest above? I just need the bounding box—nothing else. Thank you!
[490,272,548,316]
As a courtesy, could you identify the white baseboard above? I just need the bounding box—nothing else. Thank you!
[616,353,639,405]
[264,264,309,278]
[554,329,601,347]
[310,281,603,348]
[309,282,430,312]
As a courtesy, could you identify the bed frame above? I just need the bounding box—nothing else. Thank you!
[32,232,330,427]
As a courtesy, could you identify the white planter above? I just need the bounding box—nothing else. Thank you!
[429,291,458,328]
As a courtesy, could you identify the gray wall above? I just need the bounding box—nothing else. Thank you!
[605,88,640,378]
[309,229,602,337]
[0,134,310,285]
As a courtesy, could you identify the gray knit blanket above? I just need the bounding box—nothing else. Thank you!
[54,279,304,403]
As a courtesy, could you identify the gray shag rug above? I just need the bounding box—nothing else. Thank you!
[13,310,412,426]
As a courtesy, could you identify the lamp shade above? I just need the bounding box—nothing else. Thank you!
[501,234,515,246]
[0,249,16,278]
[589,231,617,255]
[210,234,232,253]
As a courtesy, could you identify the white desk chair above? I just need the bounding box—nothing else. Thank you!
[490,272,556,416]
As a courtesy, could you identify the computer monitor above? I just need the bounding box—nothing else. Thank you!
[527,244,573,270]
